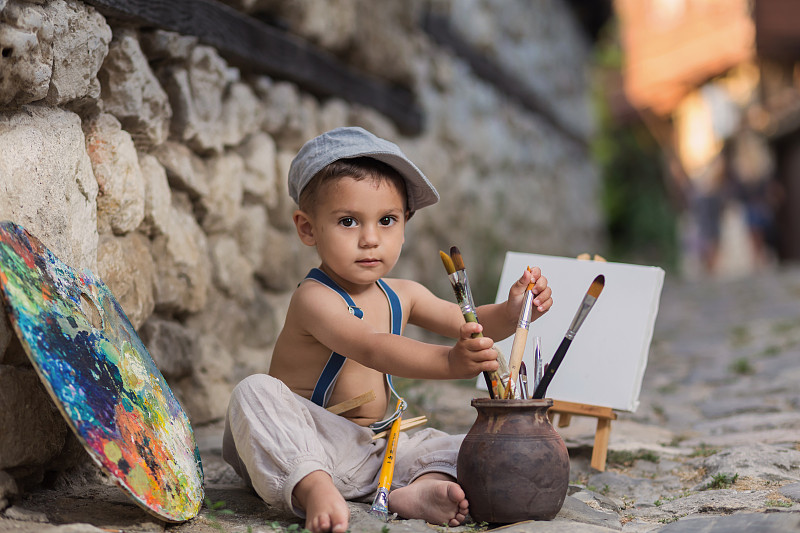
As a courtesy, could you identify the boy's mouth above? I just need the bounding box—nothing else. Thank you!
[357,258,381,266]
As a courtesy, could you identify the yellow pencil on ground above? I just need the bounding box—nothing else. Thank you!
[368,399,404,520]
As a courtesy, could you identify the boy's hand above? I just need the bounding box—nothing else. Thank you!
[447,322,499,379]
[507,266,552,323]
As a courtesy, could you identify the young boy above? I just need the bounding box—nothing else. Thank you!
[222,127,552,533]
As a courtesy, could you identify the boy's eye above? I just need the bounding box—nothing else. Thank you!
[379,216,396,227]
[339,217,356,227]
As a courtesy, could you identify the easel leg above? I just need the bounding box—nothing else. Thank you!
[591,418,612,471]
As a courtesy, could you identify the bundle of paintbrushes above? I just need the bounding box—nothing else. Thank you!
[440,247,509,399]
[504,274,605,400]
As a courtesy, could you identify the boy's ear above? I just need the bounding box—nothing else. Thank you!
[293,210,316,246]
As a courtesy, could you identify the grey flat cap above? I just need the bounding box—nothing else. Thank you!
[288,127,439,213]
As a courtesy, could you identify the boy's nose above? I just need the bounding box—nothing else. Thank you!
[359,227,379,247]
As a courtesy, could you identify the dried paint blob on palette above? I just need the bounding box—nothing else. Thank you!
[0,221,203,522]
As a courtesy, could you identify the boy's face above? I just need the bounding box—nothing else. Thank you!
[294,176,408,288]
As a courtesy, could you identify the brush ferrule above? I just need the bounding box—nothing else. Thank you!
[449,270,477,315]
[566,294,597,340]
[516,290,535,329]
[369,488,390,520]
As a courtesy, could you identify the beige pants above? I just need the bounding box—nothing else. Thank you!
[222,374,463,517]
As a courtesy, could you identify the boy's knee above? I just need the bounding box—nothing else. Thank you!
[233,373,283,400]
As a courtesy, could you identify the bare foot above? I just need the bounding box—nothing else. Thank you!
[292,470,349,533]
[388,473,469,526]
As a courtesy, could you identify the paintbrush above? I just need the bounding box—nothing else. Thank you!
[440,250,504,398]
[533,335,543,394]
[519,361,529,399]
[533,275,605,399]
[450,247,512,398]
[368,399,404,520]
[503,267,536,398]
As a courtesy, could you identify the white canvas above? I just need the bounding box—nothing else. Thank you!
[483,252,665,412]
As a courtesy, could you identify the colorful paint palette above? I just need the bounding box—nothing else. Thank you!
[0,221,203,522]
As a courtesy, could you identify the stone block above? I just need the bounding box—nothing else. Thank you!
[139,28,197,61]
[84,113,145,236]
[0,1,53,107]
[138,316,196,380]
[162,45,238,154]
[99,27,171,150]
[45,0,111,106]
[256,79,297,136]
[95,233,155,330]
[207,235,254,303]
[700,443,800,484]
[220,82,262,148]
[255,225,316,292]
[0,469,18,510]
[0,106,98,271]
[0,366,67,471]
[233,204,268,271]
[199,152,244,234]
[151,200,210,314]
[136,153,171,237]
[237,132,278,207]
[150,141,209,199]
[175,334,233,424]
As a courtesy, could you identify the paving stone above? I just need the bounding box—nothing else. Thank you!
[654,511,800,532]
[782,483,800,502]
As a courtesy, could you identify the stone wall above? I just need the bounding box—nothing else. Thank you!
[0,0,603,493]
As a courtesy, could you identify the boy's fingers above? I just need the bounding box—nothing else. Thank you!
[460,321,483,339]
[533,286,552,310]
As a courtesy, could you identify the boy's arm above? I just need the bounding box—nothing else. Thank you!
[295,282,498,380]
[404,268,551,342]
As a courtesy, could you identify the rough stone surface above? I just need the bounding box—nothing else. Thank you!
[150,141,209,199]
[84,113,146,236]
[0,1,53,107]
[781,483,800,502]
[237,132,278,207]
[45,0,111,106]
[0,470,18,511]
[95,232,155,330]
[162,45,235,154]
[99,27,171,149]
[0,106,98,270]
[150,198,210,314]
[138,317,196,380]
[139,28,197,61]
[136,152,172,237]
[199,152,244,234]
[0,366,67,471]
[207,235,254,302]
[175,333,234,424]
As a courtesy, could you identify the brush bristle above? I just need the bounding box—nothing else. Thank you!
[450,246,465,271]
[439,250,456,274]
[587,274,605,298]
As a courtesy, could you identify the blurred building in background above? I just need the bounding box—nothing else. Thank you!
[615,0,800,277]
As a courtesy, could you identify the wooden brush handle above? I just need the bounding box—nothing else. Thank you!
[504,326,529,398]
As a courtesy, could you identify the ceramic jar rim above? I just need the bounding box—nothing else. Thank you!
[470,397,553,408]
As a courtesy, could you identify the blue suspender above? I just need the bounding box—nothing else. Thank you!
[305,268,403,409]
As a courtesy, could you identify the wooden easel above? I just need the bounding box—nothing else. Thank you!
[548,399,616,472]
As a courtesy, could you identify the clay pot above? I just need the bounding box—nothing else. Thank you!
[457,398,569,523]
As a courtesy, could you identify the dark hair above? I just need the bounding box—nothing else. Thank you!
[298,157,408,213]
